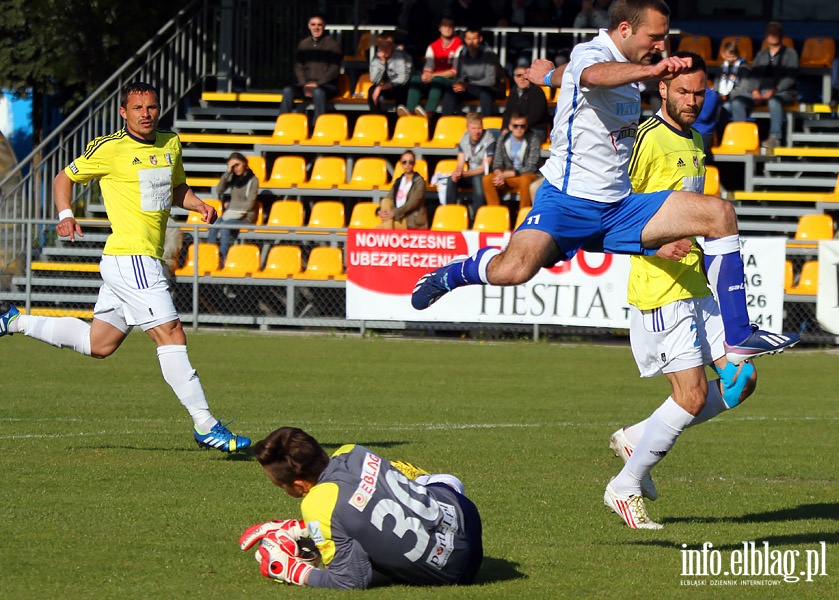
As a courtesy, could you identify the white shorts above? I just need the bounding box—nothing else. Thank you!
[94,255,178,333]
[629,295,724,378]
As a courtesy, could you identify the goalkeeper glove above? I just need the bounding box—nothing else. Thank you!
[240,519,308,551]
[256,531,314,586]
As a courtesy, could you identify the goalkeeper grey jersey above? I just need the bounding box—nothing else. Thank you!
[302,444,482,589]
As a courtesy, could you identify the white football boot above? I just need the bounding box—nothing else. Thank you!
[604,481,663,530]
[609,427,658,501]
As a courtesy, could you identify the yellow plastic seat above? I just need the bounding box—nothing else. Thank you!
[300,114,348,146]
[353,73,373,98]
[258,200,305,233]
[677,35,713,62]
[713,35,754,65]
[339,157,390,190]
[428,158,459,192]
[711,122,759,155]
[381,115,429,147]
[268,113,309,144]
[246,155,267,182]
[704,165,720,196]
[482,116,503,131]
[253,245,303,279]
[784,260,794,293]
[431,204,469,231]
[296,156,347,189]
[515,206,531,229]
[392,158,429,182]
[794,214,834,244]
[293,246,345,280]
[181,199,223,232]
[343,114,390,147]
[241,203,265,233]
[421,116,467,149]
[760,36,796,52]
[790,260,819,295]
[348,202,381,229]
[333,73,352,100]
[471,205,510,232]
[800,37,836,68]
[306,200,345,230]
[263,156,307,189]
[211,243,262,278]
[539,85,553,102]
[174,243,219,276]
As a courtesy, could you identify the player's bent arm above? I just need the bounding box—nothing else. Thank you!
[53,171,83,241]
[174,183,216,223]
[581,56,692,89]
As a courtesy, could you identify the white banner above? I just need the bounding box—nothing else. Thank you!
[817,241,839,334]
[346,230,786,331]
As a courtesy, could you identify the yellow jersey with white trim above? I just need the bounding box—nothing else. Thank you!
[64,128,186,259]
[627,114,711,310]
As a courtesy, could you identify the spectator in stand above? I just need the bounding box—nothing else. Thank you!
[377,150,428,229]
[729,21,799,149]
[279,14,342,123]
[573,0,611,29]
[442,27,503,117]
[714,41,749,138]
[368,31,414,114]
[446,112,496,217]
[497,0,544,69]
[502,65,550,143]
[207,152,260,267]
[401,16,464,117]
[482,112,542,208]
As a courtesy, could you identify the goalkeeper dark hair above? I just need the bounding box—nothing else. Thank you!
[120,82,160,108]
[253,427,330,485]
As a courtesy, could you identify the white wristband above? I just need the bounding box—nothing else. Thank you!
[58,209,75,222]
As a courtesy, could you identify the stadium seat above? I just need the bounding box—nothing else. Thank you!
[790,260,819,295]
[539,85,553,102]
[515,206,531,229]
[421,116,467,149]
[428,158,459,192]
[307,200,345,230]
[343,114,389,147]
[704,165,720,196]
[784,260,794,293]
[267,113,309,144]
[348,202,381,229]
[381,115,429,147]
[253,245,302,279]
[353,72,373,98]
[677,35,713,62]
[181,198,223,232]
[393,158,429,182]
[241,203,265,232]
[263,155,307,189]
[338,157,390,190]
[794,213,834,243]
[300,113,348,146]
[333,73,352,100]
[258,200,305,232]
[471,205,510,232]
[713,35,753,65]
[800,37,836,68]
[760,36,795,52]
[711,122,759,154]
[296,156,347,189]
[211,243,261,278]
[344,31,371,64]
[246,155,267,183]
[482,116,503,131]
[175,243,219,276]
[293,246,345,280]
[431,204,469,231]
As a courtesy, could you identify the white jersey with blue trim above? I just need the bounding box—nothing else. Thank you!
[540,29,641,203]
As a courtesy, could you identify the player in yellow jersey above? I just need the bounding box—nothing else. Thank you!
[603,53,758,528]
[0,82,249,452]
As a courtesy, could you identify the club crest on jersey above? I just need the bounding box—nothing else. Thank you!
[149,155,158,165]
[164,153,173,165]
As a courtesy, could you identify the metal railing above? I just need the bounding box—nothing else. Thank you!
[0,0,213,274]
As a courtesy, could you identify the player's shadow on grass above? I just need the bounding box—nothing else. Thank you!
[474,557,526,584]
[663,502,839,526]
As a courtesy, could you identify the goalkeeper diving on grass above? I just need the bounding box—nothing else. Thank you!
[240,427,483,588]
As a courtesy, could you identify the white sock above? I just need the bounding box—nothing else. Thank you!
[16,315,92,356]
[156,345,216,431]
[611,397,694,496]
[623,382,731,442]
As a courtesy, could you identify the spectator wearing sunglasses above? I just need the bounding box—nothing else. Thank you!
[501,66,551,143]
[378,150,429,229]
[482,112,542,208]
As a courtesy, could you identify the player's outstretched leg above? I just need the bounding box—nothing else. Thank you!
[609,427,658,501]
[0,302,20,336]
[411,247,500,310]
[604,479,663,530]
[703,236,799,363]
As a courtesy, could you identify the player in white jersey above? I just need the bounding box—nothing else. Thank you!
[410,0,798,363]
[0,82,249,453]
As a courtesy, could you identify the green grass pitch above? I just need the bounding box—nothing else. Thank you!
[0,331,836,599]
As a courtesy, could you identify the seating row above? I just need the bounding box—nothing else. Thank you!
[678,34,835,68]
[176,244,346,280]
[785,260,819,295]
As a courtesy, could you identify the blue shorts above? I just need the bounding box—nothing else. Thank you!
[517,180,672,262]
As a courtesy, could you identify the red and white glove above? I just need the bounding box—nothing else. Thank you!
[239,519,308,551]
[255,531,314,585]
